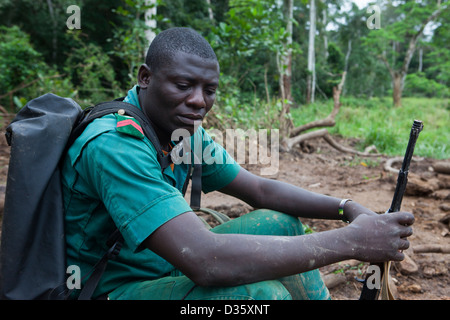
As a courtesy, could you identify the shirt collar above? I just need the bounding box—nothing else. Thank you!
[123,85,142,110]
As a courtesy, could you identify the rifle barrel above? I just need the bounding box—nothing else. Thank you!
[388,120,423,214]
[359,120,423,300]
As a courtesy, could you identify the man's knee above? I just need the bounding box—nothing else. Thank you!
[177,279,292,300]
[246,209,305,236]
[243,280,292,300]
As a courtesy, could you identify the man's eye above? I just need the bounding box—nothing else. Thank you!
[205,89,216,96]
[176,83,189,90]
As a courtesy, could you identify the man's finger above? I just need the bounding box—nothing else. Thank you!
[400,226,413,238]
[391,250,405,261]
[398,238,410,251]
[392,211,415,225]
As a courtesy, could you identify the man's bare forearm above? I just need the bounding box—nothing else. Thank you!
[258,177,378,221]
[146,212,355,287]
[147,210,413,287]
[257,177,342,220]
[221,168,376,221]
[196,226,355,287]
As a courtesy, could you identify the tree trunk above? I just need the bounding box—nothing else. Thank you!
[279,0,294,139]
[145,0,157,46]
[393,72,403,107]
[205,0,214,22]
[306,0,316,104]
[381,4,444,107]
[418,47,423,72]
[46,0,57,63]
[322,4,328,60]
[282,0,293,104]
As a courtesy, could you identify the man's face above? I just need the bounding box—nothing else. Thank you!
[138,51,220,140]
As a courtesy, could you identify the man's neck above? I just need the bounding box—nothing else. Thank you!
[137,88,171,150]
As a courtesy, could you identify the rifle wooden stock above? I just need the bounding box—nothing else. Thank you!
[359,120,423,300]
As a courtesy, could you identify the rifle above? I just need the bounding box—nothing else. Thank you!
[359,120,424,300]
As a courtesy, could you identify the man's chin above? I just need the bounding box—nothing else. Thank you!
[179,119,202,134]
[170,125,199,142]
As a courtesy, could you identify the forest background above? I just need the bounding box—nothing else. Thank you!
[0,0,448,160]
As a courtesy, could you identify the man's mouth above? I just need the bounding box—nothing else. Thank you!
[177,114,203,126]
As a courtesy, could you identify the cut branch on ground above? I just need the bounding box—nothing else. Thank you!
[282,71,382,158]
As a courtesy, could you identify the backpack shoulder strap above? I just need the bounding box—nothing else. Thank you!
[67,99,171,171]
[76,230,124,300]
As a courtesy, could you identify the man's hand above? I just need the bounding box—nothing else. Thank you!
[343,201,379,223]
[345,211,415,262]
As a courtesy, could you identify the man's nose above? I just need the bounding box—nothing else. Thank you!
[186,87,206,109]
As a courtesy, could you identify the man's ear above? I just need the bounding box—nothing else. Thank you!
[138,64,152,89]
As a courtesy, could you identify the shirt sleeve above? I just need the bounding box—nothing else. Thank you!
[76,131,192,253]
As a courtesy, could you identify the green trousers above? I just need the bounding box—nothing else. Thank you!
[108,209,330,300]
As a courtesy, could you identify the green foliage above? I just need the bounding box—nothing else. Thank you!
[109,0,158,84]
[209,0,290,80]
[360,0,449,103]
[209,74,281,131]
[302,223,314,234]
[64,31,123,106]
[0,26,46,96]
[0,0,448,159]
[203,0,294,130]
[326,42,344,75]
[425,47,450,87]
[362,1,440,68]
[403,72,449,98]
[157,0,214,33]
[0,25,76,109]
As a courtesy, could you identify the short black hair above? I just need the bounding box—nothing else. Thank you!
[145,27,217,72]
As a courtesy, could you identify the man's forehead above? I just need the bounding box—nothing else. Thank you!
[169,50,217,63]
[161,51,220,79]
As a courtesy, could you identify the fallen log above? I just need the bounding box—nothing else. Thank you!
[396,252,419,275]
[322,132,381,157]
[285,128,382,157]
[433,161,450,175]
[284,71,384,157]
[322,272,347,289]
[384,156,424,174]
[413,244,450,254]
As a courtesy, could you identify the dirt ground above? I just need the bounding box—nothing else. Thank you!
[0,118,448,300]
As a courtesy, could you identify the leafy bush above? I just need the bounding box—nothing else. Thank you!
[0,26,49,108]
[403,72,449,98]
[207,74,281,131]
[64,32,123,107]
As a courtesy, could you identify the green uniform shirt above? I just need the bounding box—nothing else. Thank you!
[62,86,240,298]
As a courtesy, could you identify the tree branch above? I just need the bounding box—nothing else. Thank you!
[290,71,346,137]
[413,244,450,254]
[286,128,382,157]
[401,7,444,76]
[379,54,395,79]
[0,74,64,101]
